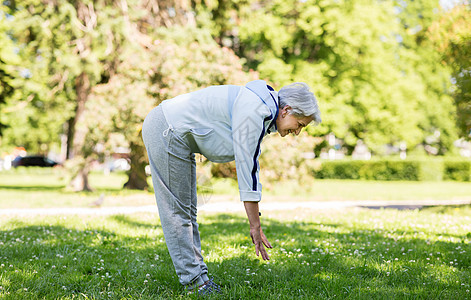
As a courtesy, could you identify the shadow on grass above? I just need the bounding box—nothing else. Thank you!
[0,185,65,192]
[360,204,471,211]
[420,204,471,214]
[0,213,470,299]
[0,184,134,195]
[111,215,162,230]
[360,204,426,210]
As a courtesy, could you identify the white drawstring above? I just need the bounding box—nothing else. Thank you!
[162,124,173,137]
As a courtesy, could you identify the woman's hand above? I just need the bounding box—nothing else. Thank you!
[250,227,273,260]
[244,201,273,260]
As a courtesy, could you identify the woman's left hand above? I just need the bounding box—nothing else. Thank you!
[250,227,273,260]
[244,201,273,260]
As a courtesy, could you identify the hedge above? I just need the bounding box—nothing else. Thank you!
[443,159,471,181]
[313,157,470,181]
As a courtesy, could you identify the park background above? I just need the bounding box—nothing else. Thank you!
[1,0,471,299]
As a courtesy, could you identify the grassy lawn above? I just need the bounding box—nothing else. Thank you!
[0,169,153,209]
[1,169,471,209]
[1,206,470,299]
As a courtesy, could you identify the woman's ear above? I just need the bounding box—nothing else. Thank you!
[282,105,291,117]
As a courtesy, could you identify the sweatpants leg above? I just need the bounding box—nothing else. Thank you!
[142,105,208,286]
[190,157,209,282]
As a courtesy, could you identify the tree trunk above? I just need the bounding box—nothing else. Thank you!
[123,139,149,190]
[66,72,90,159]
[69,158,93,192]
[65,117,75,159]
[68,72,93,191]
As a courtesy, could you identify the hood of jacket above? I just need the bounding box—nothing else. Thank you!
[245,80,279,133]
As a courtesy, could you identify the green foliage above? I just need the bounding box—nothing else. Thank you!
[0,8,21,138]
[1,0,191,153]
[1,0,107,152]
[314,157,453,181]
[1,0,255,189]
[1,0,469,193]
[428,4,471,139]
[417,158,444,181]
[80,25,255,189]
[355,160,419,181]
[194,0,459,153]
[258,133,320,188]
[211,131,322,190]
[444,158,471,181]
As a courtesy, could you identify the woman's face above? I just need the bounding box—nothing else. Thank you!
[275,105,313,137]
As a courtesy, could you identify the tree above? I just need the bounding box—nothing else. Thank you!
[1,3,66,153]
[3,0,202,190]
[428,4,471,139]
[0,7,21,139]
[2,0,100,156]
[2,0,133,189]
[193,0,458,155]
[391,0,459,154]
[81,25,256,190]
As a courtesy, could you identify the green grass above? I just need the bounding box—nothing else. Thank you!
[1,169,470,298]
[1,206,470,299]
[0,169,154,208]
[1,170,471,209]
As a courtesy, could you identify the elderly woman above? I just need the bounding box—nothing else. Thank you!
[142,80,321,295]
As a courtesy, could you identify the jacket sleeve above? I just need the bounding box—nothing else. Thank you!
[231,88,272,202]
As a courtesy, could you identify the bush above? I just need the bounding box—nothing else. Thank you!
[210,139,471,183]
[210,132,322,190]
[364,160,422,181]
[444,159,471,181]
[417,158,444,181]
[314,158,446,181]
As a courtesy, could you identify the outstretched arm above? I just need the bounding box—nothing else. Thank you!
[244,201,273,260]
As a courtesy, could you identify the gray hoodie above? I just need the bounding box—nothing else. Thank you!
[160,80,279,202]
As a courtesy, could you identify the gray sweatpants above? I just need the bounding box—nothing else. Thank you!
[142,105,210,287]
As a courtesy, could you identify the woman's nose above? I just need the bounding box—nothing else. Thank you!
[295,128,301,135]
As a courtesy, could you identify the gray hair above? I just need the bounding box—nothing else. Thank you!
[278,82,322,125]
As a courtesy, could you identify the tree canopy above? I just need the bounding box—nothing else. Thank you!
[194,0,460,154]
[428,4,471,138]
[0,0,469,190]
